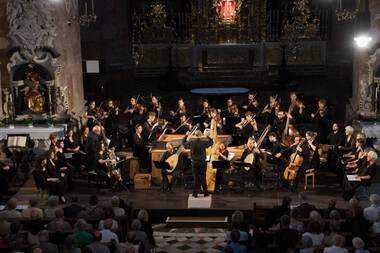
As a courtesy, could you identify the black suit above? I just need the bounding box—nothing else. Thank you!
[183,136,213,195]
[133,133,149,170]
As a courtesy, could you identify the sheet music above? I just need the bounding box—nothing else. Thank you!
[228,153,235,161]
[7,136,27,147]
[347,174,361,181]
[64,153,74,159]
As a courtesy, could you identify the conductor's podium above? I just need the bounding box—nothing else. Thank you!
[150,134,244,192]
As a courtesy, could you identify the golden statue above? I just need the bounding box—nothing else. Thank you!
[21,71,45,113]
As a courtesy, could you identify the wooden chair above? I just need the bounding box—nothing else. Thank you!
[304,168,315,190]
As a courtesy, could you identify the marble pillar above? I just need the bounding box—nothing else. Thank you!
[50,0,85,114]
[0,0,11,117]
[352,0,380,118]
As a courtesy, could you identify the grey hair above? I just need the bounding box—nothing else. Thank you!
[111,196,120,206]
[301,235,313,248]
[370,194,380,206]
[38,230,49,243]
[47,196,59,207]
[131,219,142,231]
[333,234,345,247]
[368,151,378,161]
[352,237,365,249]
[137,209,149,223]
[345,126,354,134]
[75,219,88,231]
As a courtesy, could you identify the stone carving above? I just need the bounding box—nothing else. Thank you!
[55,86,68,114]
[65,0,78,14]
[7,0,56,57]
[359,80,374,116]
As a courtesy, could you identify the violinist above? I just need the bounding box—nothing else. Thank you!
[174,113,192,134]
[200,100,211,118]
[103,100,119,139]
[262,95,279,125]
[203,108,222,133]
[150,96,163,119]
[242,93,260,115]
[124,96,138,115]
[239,137,264,191]
[160,143,180,192]
[311,99,330,144]
[142,112,158,142]
[235,111,259,144]
[85,101,100,130]
[170,98,187,119]
[219,98,239,118]
[132,104,147,128]
[289,92,307,125]
[215,142,230,192]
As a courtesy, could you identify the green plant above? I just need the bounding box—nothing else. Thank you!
[25,117,34,125]
[46,113,55,125]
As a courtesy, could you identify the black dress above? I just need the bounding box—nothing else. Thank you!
[64,137,81,171]
[45,160,67,197]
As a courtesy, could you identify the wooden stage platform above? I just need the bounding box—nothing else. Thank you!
[13,171,349,213]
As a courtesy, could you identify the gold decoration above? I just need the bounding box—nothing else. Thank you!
[141,2,176,43]
[21,64,45,113]
[282,0,319,41]
[335,9,357,22]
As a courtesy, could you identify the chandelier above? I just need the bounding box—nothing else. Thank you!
[68,0,97,26]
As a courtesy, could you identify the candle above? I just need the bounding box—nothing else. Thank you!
[85,2,88,15]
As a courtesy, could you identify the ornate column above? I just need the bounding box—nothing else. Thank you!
[0,0,11,118]
[351,0,380,118]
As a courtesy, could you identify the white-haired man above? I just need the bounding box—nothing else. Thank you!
[364,194,380,221]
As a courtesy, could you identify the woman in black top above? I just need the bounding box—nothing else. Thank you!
[64,128,81,172]
[45,149,67,203]
[55,140,73,188]
[338,126,355,154]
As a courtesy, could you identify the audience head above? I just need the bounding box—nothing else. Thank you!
[352,237,365,250]
[367,151,378,162]
[29,197,39,207]
[329,220,341,233]
[89,195,99,206]
[230,230,240,243]
[345,126,354,136]
[76,219,88,232]
[290,208,300,219]
[131,219,142,231]
[137,209,149,223]
[6,198,18,210]
[38,230,49,243]
[111,196,120,207]
[64,235,76,250]
[30,209,42,220]
[231,210,244,228]
[104,218,113,230]
[47,196,59,207]
[307,221,321,234]
[55,208,64,218]
[309,211,323,225]
[280,215,290,228]
[329,210,341,220]
[364,207,379,223]
[301,235,313,248]
[93,230,102,242]
[126,231,136,243]
[333,234,345,247]
[370,194,380,206]
[103,206,116,219]
[32,248,42,253]
[328,198,336,208]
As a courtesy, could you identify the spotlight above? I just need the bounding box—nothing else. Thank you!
[354,35,372,48]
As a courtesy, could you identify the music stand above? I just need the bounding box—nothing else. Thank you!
[233,161,254,171]
[153,161,173,191]
[212,160,230,171]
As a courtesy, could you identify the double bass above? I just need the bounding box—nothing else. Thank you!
[283,138,306,181]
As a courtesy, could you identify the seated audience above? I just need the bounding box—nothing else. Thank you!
[275,215,299,252]
[5,222,25,246]
[322,220,341,247]
[99,207,118,231]
[31,230,58,253]
[352,237,370,253]
[323,234,348,253]
[49,220,69,246]
[226,210,249,243]
[294,192,316,219]
[0,212,11,234]
[223,230,247,253]
[137,209,155,247]
[88,230,110,253]
[74,219,93,246]
[85,195,104,218]
[299,236,314,253]
[44,196,59,218]
[47,208,72,232]
[302,221,324,247]
[364,194,380,221]
[130,219,150,253]
[117,231,137,253]
[64,196,85,218]
[289,208,304,232]
[111,196,125,217]
[100,218,119,244]
[21,197,43,218]
[62,235,81,253]
[1,198,21,219]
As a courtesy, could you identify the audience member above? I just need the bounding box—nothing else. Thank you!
[352,237,370,253]
[0,212,11,234]
[88,230,110,253]
[47,208,72,231]
[117,231,136,253]
[62,235,81,253]
[302,221,324,247]
[275,215,299,251]
[137,209,156,247]
[299,236,314,253]
[1,199,21,219]
[323,199,337,218]
[31,230,58,253]
[323,234,348,253]
[111,196,125,216]
[74,219,93,246]
[21,197,43,218]
[226,210,249,243]
[322,220,341,247]
[85,195,104,218]
[265,196,292,229]
[130,219,150,253]
[44,196,59,218]
[98,207,118,231]
[5,222,25,246]
[49,220,68,245]
[289,208,304,232]
[64,196,85,218]
[364,194,380,220]
[294,192,316,219]
[223,230,247,253]
[100,218,119,244]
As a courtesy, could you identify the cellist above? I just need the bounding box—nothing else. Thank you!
[239,137,264,191]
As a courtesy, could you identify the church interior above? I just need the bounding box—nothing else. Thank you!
[0,0,380,252]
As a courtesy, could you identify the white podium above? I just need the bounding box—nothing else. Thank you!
[188,194,212,208]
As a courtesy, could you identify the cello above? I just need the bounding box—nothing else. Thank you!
[282,103,300,146]
[283,137,306,182]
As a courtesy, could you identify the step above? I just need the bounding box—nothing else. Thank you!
[166,216,228,228]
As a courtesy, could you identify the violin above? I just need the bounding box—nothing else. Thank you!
[221,104,239,115]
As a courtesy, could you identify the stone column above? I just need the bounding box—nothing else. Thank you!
[352,0,380,118]
[50,0,85,114]
[0,0,11,117]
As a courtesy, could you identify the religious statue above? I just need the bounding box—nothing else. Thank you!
[21,71,45,113]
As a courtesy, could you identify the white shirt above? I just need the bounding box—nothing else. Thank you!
[100,229,119,244]
[364,205,380,222]
[302,232,324,246]
[113,207,125,217]
[323,246,349,253]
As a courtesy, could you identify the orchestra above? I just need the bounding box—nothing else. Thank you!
[40,90,375,201]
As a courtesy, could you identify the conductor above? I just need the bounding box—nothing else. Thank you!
[183,130,213,198]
